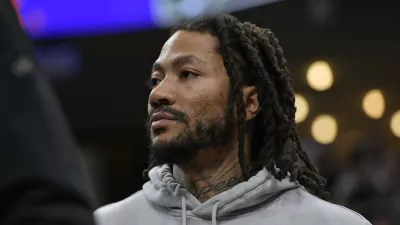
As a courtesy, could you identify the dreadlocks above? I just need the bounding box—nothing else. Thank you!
[145,14,327,198]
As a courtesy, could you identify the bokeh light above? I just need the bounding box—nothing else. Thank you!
[306,61,333,91]
[362,89,385,119]
[295,94,309,123]
[390,111,400,138]
[311,114,338,144]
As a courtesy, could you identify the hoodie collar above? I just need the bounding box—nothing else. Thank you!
[143,164,300,218]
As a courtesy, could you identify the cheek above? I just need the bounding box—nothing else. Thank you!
[183,75,230,123]
[188,90,228,122]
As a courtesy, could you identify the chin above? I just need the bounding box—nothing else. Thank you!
[152,124,184,137]
[149,135,198,166]
[151,131,178,144]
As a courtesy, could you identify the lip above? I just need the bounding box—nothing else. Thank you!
[150,112,178,130]
[151,119,177,130]
[150,112,177,123]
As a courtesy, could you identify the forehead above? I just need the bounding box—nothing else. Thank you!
[159,31,219,61]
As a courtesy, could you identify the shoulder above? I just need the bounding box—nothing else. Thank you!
[94,190,150,225]
[281,188,371,225]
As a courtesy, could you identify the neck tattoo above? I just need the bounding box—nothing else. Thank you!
[189,176,243,202]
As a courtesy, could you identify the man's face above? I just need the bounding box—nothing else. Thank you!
[146,31,236,165]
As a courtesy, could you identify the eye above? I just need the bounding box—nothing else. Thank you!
[180,70,199,79]
[146,77,161,89]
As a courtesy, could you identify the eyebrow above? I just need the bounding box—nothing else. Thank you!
[151,54,206,74]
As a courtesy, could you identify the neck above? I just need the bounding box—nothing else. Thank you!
[173,149,243,203]
[173,134,252,202]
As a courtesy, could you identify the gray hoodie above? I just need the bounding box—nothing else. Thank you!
[95,164,371,225]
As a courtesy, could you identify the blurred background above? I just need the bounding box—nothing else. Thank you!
[13,0,400,224]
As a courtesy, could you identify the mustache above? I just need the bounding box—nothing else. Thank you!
[146,106,189,126]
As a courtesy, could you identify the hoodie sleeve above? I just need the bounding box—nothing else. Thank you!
[0,1,96,224]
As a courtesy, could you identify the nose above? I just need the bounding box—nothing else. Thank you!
[148,79,176,108]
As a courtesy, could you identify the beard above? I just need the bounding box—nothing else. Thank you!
[146,100,235,167]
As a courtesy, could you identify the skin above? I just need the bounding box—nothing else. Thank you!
[148,31,260,202]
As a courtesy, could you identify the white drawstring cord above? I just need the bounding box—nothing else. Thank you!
[181,196,187,225]
[212,202,220,225]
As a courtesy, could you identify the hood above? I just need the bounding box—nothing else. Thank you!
[143,164,300,225]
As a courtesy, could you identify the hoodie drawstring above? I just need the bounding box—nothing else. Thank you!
[181,196,187,225]
[212,202,220,225]
[181,197,220,225]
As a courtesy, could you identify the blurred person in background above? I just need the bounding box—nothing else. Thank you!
[330,134,400,225]
[0,0,95,224]
[95,14,371,225]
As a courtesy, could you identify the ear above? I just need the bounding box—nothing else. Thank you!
[242,86,260,122]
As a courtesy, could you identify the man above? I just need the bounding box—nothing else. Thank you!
[95,14,371,225]
[0,0,95,224]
